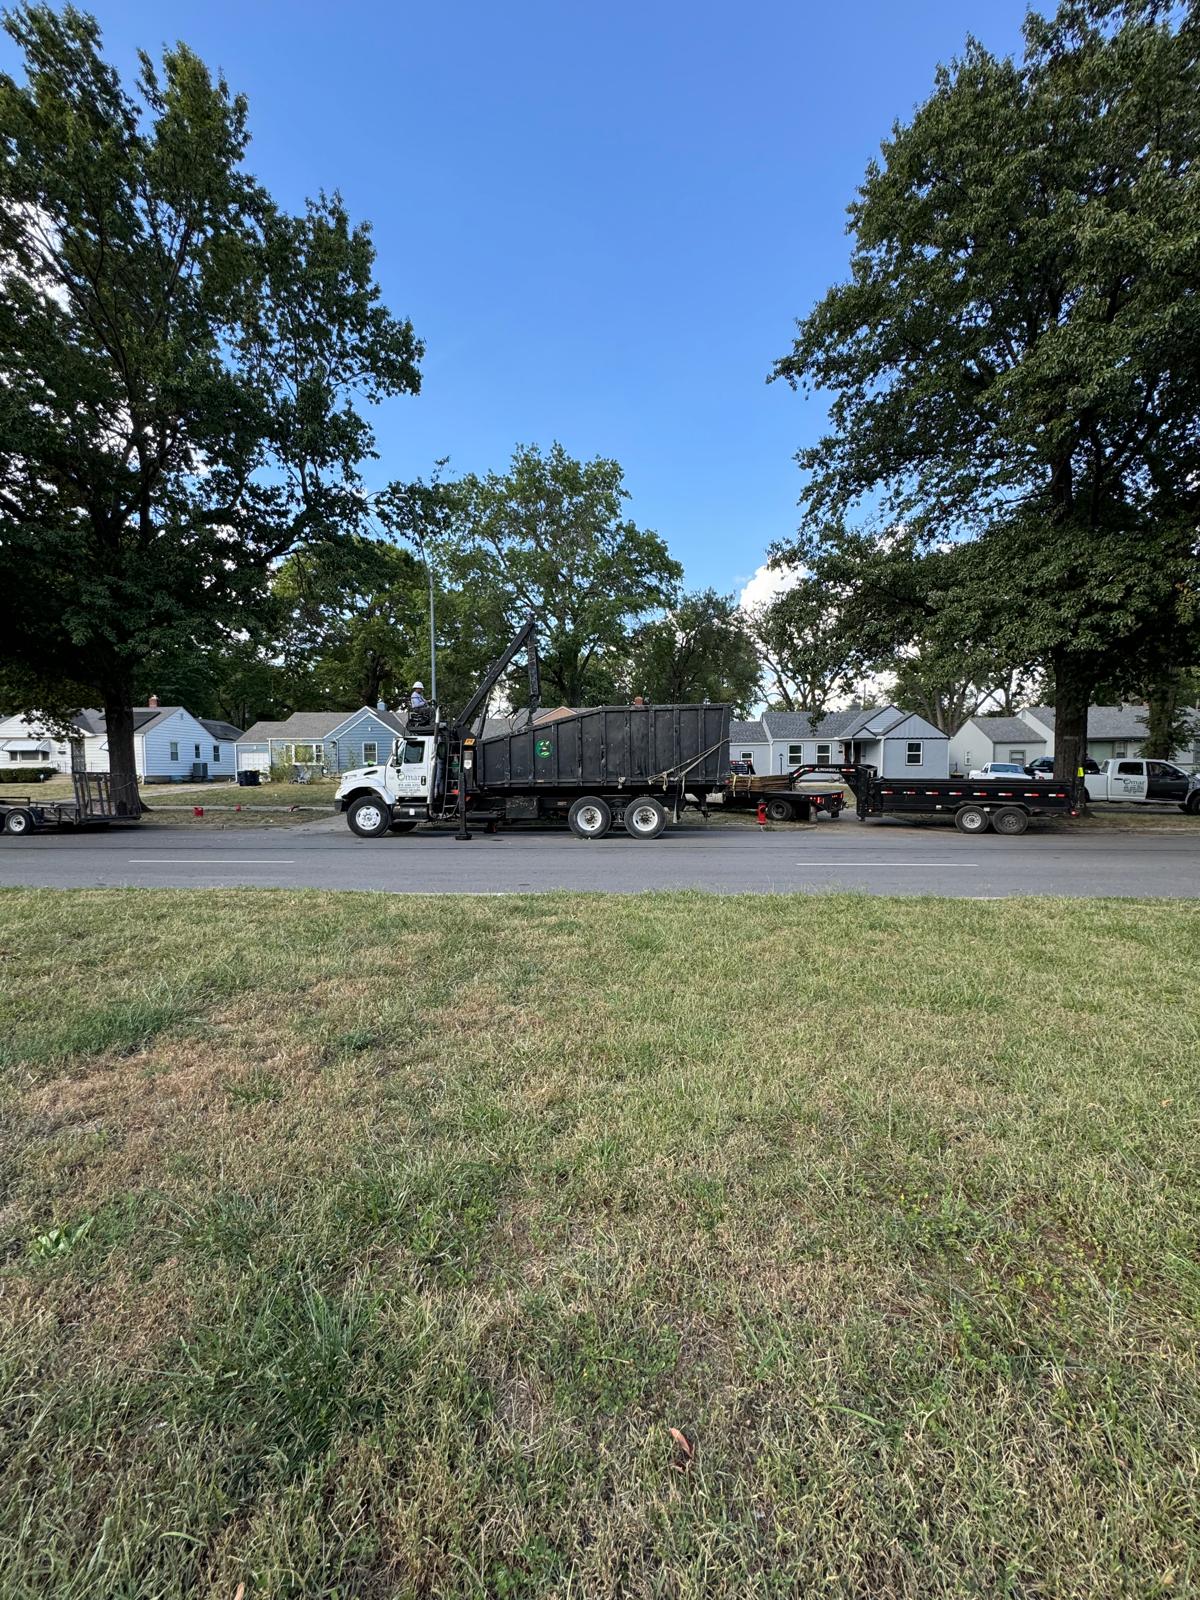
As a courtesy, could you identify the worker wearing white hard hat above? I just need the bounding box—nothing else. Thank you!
[410,680,427,708]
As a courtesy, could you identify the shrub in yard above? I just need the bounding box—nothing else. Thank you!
[0,766,56,783]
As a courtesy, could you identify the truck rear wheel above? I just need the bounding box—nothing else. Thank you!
[992,806,1029,836]
[2,808,34,836]
[954,804,990,834]
[347,795,392,838]
[765,797,794,823]
[568,796,611,840]
[624,796,666,839]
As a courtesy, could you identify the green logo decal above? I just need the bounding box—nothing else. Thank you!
[535,739,552,759]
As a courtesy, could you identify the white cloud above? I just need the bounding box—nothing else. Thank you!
[737,561,802,615]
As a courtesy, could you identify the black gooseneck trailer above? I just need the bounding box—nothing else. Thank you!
[793,764,1080,835]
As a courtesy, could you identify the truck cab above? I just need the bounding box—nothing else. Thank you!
[334,733,440,836]
[1085,757,1197,810]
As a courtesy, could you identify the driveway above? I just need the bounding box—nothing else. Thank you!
[2,815,1199,895]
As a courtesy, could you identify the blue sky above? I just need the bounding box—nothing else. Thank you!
[8,1,1030,601]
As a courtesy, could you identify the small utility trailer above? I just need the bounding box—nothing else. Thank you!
[795,764,1080,835]
[0,767,134,837]
[719,765,846,823]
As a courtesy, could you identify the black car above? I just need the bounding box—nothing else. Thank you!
[1025,754,1100,778]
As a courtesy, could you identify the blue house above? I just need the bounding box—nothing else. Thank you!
[236,706,408,776]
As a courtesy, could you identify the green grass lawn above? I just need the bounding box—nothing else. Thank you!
[2,890,1199,1598]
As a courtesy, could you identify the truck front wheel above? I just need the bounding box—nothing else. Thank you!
[2,808,34,836]
[624,796,666,839]
[954,804,990,835]
[347,795,392,838]
[1184,792,1200,816]
[992,806,1029,836]
[568,796,612,839]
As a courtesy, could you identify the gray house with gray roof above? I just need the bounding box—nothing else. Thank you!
[729,706,949,778]
[237,706,409,775]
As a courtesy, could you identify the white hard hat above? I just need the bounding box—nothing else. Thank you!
[412,681,424,690]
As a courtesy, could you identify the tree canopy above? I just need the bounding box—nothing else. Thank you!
[432,443,682,707]
[0,4,421,807]
[623,589,760,713]
[772,0,1200,776]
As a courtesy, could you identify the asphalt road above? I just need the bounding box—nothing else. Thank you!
[2,815,1199,896]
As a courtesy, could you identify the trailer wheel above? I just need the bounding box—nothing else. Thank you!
[568,796,612,840]
[624,796,667,839]
[2,808,34,837]
[992,806,1029,836]
[388,819,418,833]
[765,797,794,823]
[347,795,392,838]
[954,804,990,834]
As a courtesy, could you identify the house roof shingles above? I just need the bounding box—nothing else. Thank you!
[239,707,407,743]
[199,718,243,742]
[971,715,1046,743]
[1027,703,1199,739]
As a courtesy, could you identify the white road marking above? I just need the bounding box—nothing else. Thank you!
[127,858,295,865]
[794,861,979,867]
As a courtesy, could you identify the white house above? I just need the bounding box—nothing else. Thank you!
[949,704,1200,773]
[729,707,949,779]
[1023,704,1199,768]
[1,701,243,781]
[0,712,74,772]
[948,715,1049,775]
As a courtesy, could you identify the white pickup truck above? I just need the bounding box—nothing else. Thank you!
[1083,757,1199,813]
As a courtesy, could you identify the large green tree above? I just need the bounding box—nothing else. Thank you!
[622,589,760,712]
[772,0,1200,778]
[0,5,421,810]
[433,443,681,707]
[747,576,872,717]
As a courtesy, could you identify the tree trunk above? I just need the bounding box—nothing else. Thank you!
[102,687,142,818]
[1143,669,1182,759]
[1051,650,1093,785]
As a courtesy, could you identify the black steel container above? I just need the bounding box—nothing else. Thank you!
[475,704,730,793]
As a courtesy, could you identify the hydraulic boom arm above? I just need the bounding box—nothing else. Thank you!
[453,614,541,736]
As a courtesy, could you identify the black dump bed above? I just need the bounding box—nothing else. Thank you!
[475,704,730,794]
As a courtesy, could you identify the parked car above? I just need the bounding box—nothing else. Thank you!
[968,762,1030,780]
[1024,755,1100,778]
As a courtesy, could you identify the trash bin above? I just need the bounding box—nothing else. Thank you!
[237,769,261,787]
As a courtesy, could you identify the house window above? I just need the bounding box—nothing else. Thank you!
[906,741,923,766]
[787,744,804,765]
[194,744,201,760]
[212,745,221,763]
[169,741,179,761]
[740,751,754,762]
[1009,749,1026,764]
[291,743,321,764]
[362,741,378,766]
[1113,742,1127,757]
[816,742,832,765]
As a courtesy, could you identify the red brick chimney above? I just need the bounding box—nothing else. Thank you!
[148,694,159,708]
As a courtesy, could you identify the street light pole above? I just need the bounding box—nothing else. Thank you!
[425,555,438,703]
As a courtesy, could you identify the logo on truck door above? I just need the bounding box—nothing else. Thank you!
[535,739,552,759]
